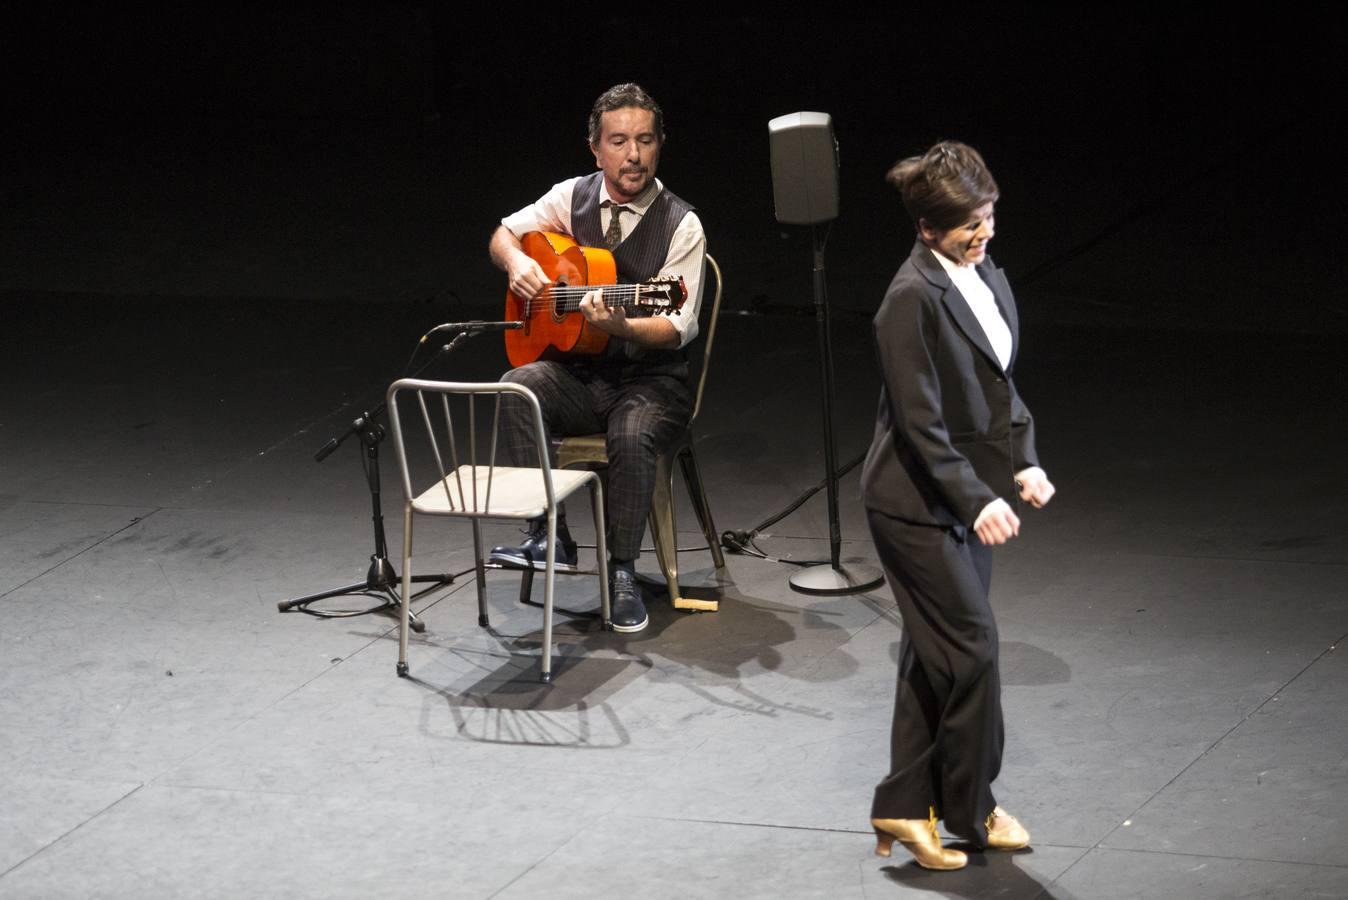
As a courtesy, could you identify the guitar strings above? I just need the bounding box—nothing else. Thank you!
[521,283,680,317]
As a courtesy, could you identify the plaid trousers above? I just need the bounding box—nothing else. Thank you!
[499,361,692,562]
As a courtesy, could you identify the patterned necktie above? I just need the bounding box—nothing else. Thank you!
[604,204,630,250]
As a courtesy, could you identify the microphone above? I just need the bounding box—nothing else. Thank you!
[420,320,523,342]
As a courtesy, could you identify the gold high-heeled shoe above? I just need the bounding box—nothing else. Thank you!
[985,805,1030,850]
[871,807,968,870]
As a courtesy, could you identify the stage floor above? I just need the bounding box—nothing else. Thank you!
[2,289,1345,899]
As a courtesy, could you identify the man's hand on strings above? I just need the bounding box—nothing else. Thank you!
[580,288,630,336]
[506,252,550,301]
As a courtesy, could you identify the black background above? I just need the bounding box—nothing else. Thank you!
[3,8,1344,334]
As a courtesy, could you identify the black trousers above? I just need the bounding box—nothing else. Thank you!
[500,361,691,562]
[866,508,1004,848]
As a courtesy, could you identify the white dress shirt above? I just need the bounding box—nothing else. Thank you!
[932,249,1012,371]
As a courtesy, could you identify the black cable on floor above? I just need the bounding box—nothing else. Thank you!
[719,450,865,564]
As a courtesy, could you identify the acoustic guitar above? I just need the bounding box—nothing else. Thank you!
[504,231,687,368]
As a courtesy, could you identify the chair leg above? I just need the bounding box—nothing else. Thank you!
[517,566,534,606]
[540,507,557,684]
[471,520,489,628]
[397,506,413,677]
[659,449,720,613]
[648,454,682,606]
[678,445,726,570]
[591,477,611,629]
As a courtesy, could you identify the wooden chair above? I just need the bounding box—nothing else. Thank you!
[551,253,727,612]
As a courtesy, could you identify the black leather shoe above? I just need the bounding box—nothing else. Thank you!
[609,568,648,633]
[488,520,578,572]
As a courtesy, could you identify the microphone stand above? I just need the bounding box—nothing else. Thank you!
[277,322,522,630]
[788,225,883,595]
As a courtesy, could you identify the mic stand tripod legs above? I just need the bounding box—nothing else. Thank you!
[277,411,453,632]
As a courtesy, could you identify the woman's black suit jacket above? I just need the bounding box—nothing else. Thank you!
[861,240,1038,527]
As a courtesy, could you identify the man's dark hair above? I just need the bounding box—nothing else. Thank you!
[587,83,665,146]
[886,141,999,231]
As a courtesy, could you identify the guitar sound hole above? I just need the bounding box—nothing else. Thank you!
[550,280,568,324]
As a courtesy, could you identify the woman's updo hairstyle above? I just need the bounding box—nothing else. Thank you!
[886,141,999,231]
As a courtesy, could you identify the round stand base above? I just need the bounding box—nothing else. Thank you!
[789,562,884,595]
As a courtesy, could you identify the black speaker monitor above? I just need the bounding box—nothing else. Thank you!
[768,111,839,225]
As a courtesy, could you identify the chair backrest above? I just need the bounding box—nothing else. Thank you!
[689,253,723,424]
[385,378,556,516]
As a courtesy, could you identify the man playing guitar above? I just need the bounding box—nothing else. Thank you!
[487,82,706,633]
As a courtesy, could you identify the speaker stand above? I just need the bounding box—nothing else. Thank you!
[789,224,883,596]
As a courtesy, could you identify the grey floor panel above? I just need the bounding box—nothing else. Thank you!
[493,814,1086,900]
[1102,641,1347,866]
[0,774,139,876]
[0,783,591,900]
[0,500,150,596]
[152,629,651,799]
[627,729,889,835]
[0,506,451,784]
[153,559,888,801]
[5,378,331,510]
[978,548,1347,851]
[1053,847,1348,900]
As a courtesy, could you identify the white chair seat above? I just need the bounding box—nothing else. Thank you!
[412,465,596,518]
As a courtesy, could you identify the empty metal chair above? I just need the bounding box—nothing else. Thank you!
[386,379,611,683]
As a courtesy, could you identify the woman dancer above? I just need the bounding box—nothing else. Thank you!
[861,141,1055,870]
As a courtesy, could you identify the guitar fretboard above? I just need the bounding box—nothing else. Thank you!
[524,283,674,316]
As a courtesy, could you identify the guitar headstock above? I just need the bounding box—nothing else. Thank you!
[633,275,687,315]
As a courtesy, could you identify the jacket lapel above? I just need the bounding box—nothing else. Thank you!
[912,242,1006,374]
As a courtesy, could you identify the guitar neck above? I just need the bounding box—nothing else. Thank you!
[537,283,673,314]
